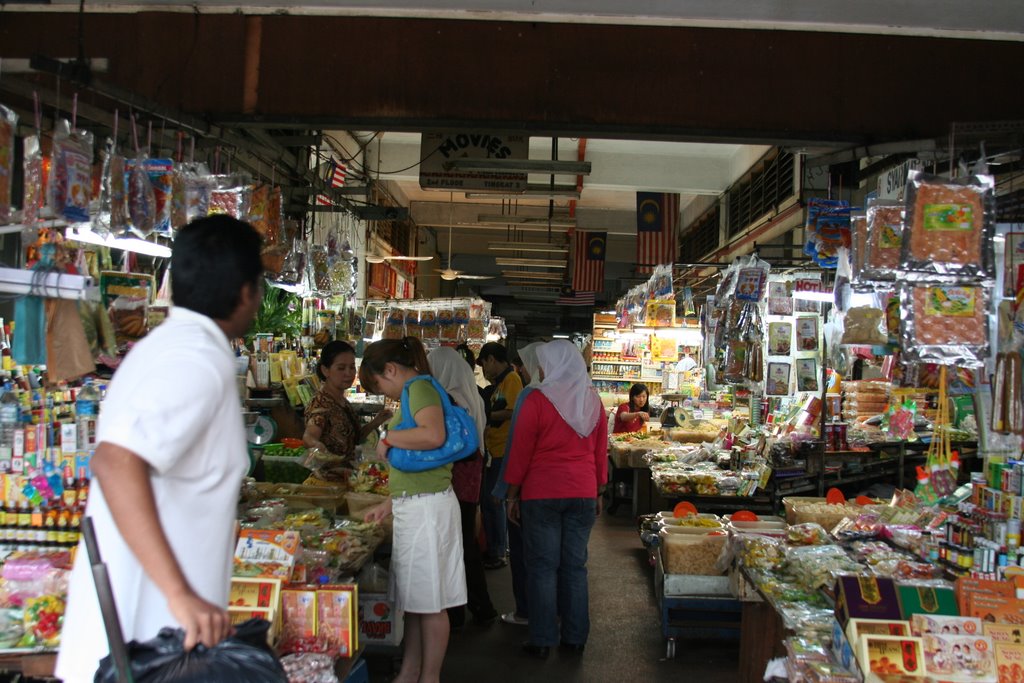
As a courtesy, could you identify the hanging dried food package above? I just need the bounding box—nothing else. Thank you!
[862,199,903,281]
[901,170,995,280]
[991,352,1024,435]
[48,119,93,223]
[95,138,128,237]
[0,105,16,223]
[248,184,271,240]
[309,244,331,292]
[265,186,283,247]
[181,163,213,222]
[22,135,44,229]
[899,283,989,365]
[169,167,188,232]
[849,212,869,286]
[127,153,157,237]
[208,175,252,219]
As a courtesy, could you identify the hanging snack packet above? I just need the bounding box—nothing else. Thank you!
[849,212,868,286]
[248,184,271,239]
[840,306,888,346]
[143,158,174,235]
[733,256,770,303]
[901,170,995,280]
[265,186,283,247]
[862,199,903,281]
[0,105,15,223]
[420,308,439,341]
[49,120,94,223]
[127,153,157,236]
[181,163,213,222]
[404,308,421,338]
[95,138,129,236]
[169,168,188,232]
[899,284,989,365]
[208,175,252,219]
[22,135,45,227]
[439,306,457,341]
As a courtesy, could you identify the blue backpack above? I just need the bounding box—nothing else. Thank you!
[388,375,480,473]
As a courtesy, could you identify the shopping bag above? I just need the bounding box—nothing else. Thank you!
[45,298,95,383]
[12,293,46,365]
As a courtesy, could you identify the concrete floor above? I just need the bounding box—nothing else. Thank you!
[364,509,740,683]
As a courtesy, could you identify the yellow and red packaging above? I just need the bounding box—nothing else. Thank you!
[317,583,358,657]
[857,634,925,678]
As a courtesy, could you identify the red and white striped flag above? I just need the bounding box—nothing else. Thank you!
[331,160,348,188]
[636,192,680,274]
[571,230,607,293]
[556,287,596,307]
[315,193,333,206]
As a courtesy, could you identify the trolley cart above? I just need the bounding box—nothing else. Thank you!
[654,547,741,659]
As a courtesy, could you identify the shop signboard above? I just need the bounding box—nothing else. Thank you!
[419,131,529,191]
[876,159,922,201]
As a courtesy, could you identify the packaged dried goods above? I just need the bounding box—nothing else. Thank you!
[280,653,339,683]
[0,105,15,223]
[899,284,989,365]
[787,523,830,546]
[660,530,727,575]
[901,169,995,280]
[95,138,128,236]
[840,306,888,346]
[127,153,157,236]
[804,660,859,683]
[21,135,44,227]
[783,544,863,591]
[735,533,785,570]
[49,119,93,223]
[785,637,831,663]
[863,199,904,281]
[849,212,868,286]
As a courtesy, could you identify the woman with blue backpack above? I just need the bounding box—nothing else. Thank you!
[360,337,471,683]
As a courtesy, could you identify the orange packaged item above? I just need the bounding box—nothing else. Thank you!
[901,170,994,279]
[863,199,903,280]
[899,284,988,365]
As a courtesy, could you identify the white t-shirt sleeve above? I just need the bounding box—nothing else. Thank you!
[98,358,225,475]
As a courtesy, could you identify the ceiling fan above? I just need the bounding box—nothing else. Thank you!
[364,227,432,264]
[433,194,494,281]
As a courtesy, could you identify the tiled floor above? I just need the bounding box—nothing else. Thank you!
[365,509,741,682]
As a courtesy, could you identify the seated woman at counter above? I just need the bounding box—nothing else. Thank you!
[612,383,651,434]
[303,341,391,476]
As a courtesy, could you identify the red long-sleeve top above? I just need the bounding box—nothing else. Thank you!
[504,391,609,501]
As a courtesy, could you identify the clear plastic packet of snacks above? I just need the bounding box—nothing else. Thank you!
[787,523,830,546]
[863,198,903,281]
[734,533,786,570]
[785,636,831,663]
[840,305,888,346]
[849,212,868,286]
[0,105,15,224]
[49,119,93,223]
[899,283,989,365]
[901,169,995,280]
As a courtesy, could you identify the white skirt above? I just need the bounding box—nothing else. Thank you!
[391,487,467,614]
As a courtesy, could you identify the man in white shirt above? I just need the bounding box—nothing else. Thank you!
[56,216,264,683]
[674,347,698,374]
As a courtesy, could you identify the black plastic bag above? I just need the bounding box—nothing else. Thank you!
[94,618,286,683]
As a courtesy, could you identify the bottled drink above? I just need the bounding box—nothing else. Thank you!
[0,382,20,459]
[75,379,101,452]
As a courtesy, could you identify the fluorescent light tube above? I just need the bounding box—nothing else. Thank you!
[66,227,172,258]
[791,291,834,303]
[494,258,567,268]
[447,159,591,175]
[489,242,569,253]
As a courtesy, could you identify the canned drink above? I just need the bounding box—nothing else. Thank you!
[836,422,848,451]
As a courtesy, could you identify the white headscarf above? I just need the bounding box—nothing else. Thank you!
[428,346,487,448]
[518,342,545,388]
[536,340,602,438]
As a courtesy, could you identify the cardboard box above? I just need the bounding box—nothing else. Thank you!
[281,589,318,650]
[836,576,903,625]
[956,577,1014,616]
[359,592,404,648]
[848,619,912,646]
[909,614,983,637]
[983,623,1024,645]
[857,634,926,677]
[318,584,358,657]
[921,634,996,682]
[229,577,282,610]
[897,585,958,620]
[233,529,300,580]
[995,642,1024,683]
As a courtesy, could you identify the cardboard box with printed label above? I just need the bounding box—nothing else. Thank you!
[359,592,404,648]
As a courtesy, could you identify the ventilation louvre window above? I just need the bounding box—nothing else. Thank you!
[726,151,795,237]
[997,188,1024,223]
[680,205,720,262]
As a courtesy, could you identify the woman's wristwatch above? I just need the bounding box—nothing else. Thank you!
[380,429,391,447]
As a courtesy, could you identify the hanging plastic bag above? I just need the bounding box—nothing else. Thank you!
[48,120,94,223]
[22,135,45,228]
[44,299,95,383]
[899,283,989,365]
[13,291,46,366]
[0,105,16,224]
[94,618,286,683]
[127,153,157,237]
[862,199,903,281]
[95,138,128,237]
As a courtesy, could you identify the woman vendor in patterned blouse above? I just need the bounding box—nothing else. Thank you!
[303,341,392,476]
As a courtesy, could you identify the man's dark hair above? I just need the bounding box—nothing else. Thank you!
[171,215,263,319]
[455,343,476,369]
[476,342,508,365]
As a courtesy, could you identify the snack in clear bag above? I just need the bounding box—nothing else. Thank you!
[735,533,785,570]
[899,284,988,365]
[384,308,405,339]
[863,199,903,280]
[280,653,339,683]
[901,169,995,279]
[183,165,213,221]
[438,306,457,340]
[208,177,251,219]
[0,105,15,223]
[49,120,94,223]
[849,212,868,285]
[787,523,830,546]
[127,153,157,236]
[403,308,421,338]
[124,158,174,235]
[420,309,439,340]
[840,306,888,346]
[785,636,831,663]
[170,168,188,231]
[21,135,44,227]
[804,660,859,683]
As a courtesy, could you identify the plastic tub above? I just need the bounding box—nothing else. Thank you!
[659,529,727,575]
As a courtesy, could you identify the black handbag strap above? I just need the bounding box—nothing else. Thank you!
[83,517,135,683]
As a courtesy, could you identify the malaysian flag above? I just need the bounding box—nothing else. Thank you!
[571,230,606,293]
[556,286,596,307]
[330,159,348,188]
[636,192,680,273]
[315,193,333,206]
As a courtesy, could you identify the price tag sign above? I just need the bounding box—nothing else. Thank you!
[691,409,704,421]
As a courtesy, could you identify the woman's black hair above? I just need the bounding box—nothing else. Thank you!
[317,340,356,381]
[358,337,431,390]
[629,383,650,411]
[171,215,263,319]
